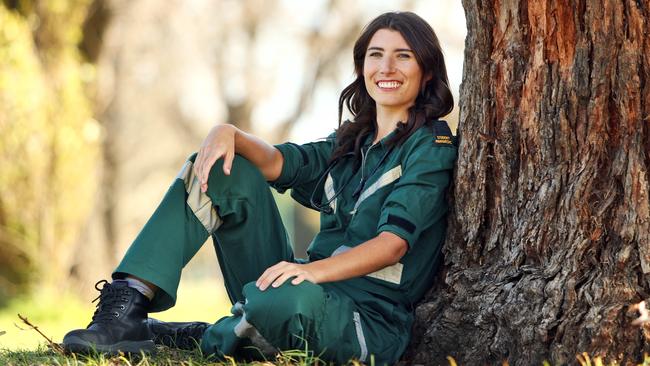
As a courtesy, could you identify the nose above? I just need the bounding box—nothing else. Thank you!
[379,56,395,74]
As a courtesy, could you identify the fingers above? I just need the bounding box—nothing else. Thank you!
[256,261,285,291]
[256,262,315,291]
[193,145,210,190]
[271,272,295,289]
[193,148,204,182]
[193,125,236,192]
[200,152,218,192]
[223,150,234,176]
[195,146,230,193]
[290,275,306,286]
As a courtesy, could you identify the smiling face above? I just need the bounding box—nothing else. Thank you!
[363,28,427,117]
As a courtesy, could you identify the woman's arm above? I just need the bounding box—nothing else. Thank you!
[194,124,283,193]
[255,231,408,290]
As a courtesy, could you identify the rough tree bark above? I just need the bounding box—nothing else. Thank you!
[405,1,649,365]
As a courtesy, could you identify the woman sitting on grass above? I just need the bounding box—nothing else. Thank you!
[62,11,457,365]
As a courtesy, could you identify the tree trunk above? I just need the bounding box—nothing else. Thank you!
[405,1,650,365]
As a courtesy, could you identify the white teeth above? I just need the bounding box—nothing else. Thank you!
[377,81,401,89]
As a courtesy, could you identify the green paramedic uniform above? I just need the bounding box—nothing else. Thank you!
[113,120,457,364]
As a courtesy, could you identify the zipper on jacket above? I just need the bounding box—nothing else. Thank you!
[360,143,377,185]
[353,142,378,200]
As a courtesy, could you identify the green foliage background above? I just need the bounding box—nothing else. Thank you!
[0,0,100,303]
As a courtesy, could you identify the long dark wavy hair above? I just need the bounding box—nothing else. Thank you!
[331,11,454,165]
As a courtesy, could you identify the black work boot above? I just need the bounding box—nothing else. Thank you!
[147,318,209,350]
[63,280,154,354]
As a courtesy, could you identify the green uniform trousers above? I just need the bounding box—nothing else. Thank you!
[113,154,380,363]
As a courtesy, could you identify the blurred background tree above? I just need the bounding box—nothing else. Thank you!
[0,0,100,304]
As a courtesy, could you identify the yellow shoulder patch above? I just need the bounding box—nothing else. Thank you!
[432,120,455,146]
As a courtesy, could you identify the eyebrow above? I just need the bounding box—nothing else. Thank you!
[367,46,414,53]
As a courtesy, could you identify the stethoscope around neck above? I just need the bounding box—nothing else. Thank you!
[309,145,395,214]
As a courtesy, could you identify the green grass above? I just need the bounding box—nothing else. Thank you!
[0,344,358,366]
[0,279,358,365]
[3,280,649,365]
[0,279,231,350]
[3,347,649,366]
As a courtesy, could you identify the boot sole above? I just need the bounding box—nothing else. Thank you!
[63,336,155,355]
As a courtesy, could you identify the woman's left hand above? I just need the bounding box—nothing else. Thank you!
[256,261,318,291]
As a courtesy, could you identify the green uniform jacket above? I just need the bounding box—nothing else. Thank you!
[270,120,457,357]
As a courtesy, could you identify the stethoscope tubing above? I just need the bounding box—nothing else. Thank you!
[310,146,394,214]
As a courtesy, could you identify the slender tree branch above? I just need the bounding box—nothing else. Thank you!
[17,313,65,354]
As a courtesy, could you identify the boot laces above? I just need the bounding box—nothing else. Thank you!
[89,280,130,325]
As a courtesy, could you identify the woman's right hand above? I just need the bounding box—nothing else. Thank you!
[193,124,237,193]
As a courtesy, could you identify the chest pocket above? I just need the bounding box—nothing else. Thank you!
[350,165,402,215]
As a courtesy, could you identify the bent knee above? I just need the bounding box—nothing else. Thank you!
[182,153,266,193]
[242,281,326,325]
[206,155,264,186]
[219,155,264,181]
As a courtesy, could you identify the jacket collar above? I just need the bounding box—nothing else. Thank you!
[363,128,397,149]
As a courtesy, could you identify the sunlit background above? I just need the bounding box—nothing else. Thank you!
[0,0,465,350]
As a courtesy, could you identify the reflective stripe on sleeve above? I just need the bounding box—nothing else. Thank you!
[366,263,403,285]
[331,245,403,285]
